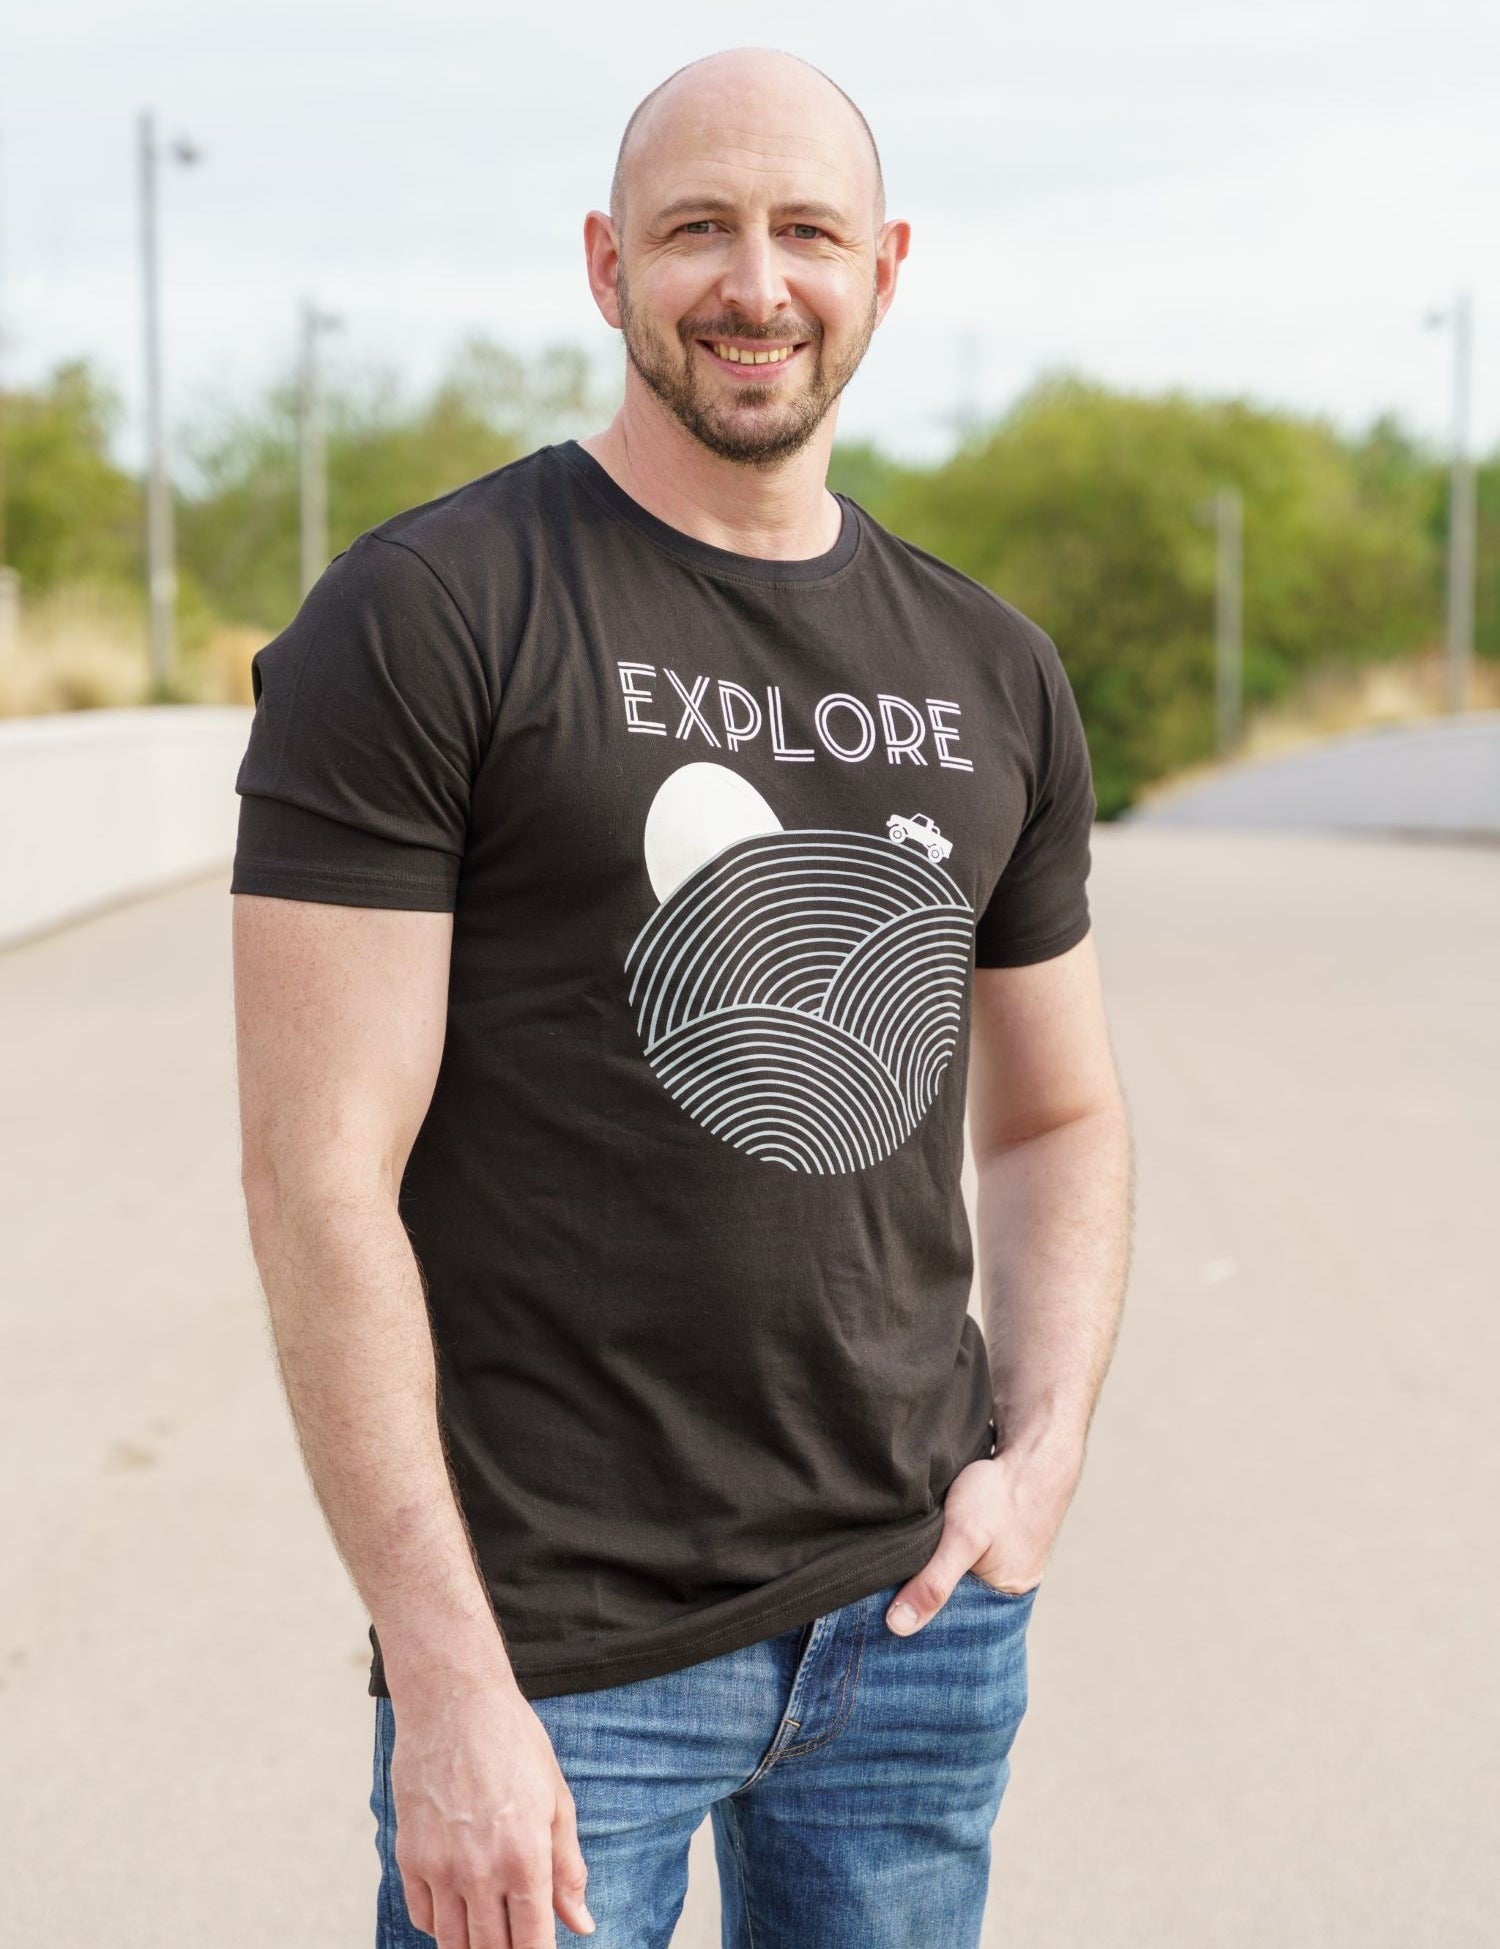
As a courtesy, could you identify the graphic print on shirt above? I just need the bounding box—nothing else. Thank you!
[623,762,974,1175]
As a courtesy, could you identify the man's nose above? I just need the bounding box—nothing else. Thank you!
[717,229,791,325]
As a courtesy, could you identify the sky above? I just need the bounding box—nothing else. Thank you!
[3,0,1497,471]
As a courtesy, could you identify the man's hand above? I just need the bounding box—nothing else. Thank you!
[883,1446,1082,1635]
[388,1675,595,1944]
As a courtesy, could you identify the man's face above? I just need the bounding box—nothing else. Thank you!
[606,95,896,466]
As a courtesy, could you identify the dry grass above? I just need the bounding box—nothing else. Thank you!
[0,584,266,716]
[1241,648,1500,756]
[1135,647,1500,805]
[0,585,150,715]
[197,625,265,707]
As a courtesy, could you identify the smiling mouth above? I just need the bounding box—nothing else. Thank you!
[699,339,807,370]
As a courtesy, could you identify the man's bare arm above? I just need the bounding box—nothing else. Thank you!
[232,893,595,1945]
[885,930,1133,1630]
[967,930,1133,1469]
[233,893,501,1689]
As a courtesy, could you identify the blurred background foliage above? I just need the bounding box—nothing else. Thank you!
[1,340,1495,815]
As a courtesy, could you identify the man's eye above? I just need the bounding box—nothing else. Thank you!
[790,224,823,240]
[680,220,714,234]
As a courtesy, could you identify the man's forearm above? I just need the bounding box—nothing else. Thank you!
[243,1162,517,1700]
[973,1102,1133,1463]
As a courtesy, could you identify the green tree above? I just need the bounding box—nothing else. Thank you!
[827,439,918,510]
[7,345,1489,791]
[177,334,618,632]
[1,360,139,594]
[869,376,1446,815]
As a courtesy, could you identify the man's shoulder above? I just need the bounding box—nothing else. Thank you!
[848,497,1058,672]
[340,444,568,603]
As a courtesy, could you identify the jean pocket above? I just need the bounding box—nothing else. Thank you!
[961,1570,1042,1603]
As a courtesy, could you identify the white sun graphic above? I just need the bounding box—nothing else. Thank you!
[642,761,784,902]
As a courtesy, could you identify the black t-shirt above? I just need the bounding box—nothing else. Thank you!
[230,439,1097,1700]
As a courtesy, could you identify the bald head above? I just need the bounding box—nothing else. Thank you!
[609,48,886,238]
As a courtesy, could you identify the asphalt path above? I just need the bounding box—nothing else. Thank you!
[1,827,1494,1945]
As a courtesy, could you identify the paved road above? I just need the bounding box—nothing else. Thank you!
[2,828,1495,1946]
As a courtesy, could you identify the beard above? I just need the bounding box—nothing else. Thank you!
[616,269,878,467]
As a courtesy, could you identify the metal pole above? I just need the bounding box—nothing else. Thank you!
[1214,485,1244,756]
[299,300,342,595]
[299,299,325,597]
[1444,291,1476,715]
[0,125,10,575]
[0,567,18,672]
[138,111,176,697]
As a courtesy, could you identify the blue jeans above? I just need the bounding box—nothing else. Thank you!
[371,1570,1037,1947]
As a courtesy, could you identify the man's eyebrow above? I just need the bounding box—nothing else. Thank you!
[649,196,852,228]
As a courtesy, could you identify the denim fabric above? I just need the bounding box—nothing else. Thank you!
[371,1569,1037,1947]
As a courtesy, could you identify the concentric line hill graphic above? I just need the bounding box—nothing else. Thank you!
[624,829,974,1174]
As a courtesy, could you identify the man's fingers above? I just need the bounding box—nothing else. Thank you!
[504,1872,563,1949]
[430,1878,474,1949]
[458,1887,509,1949]
[401,1863,437,1937]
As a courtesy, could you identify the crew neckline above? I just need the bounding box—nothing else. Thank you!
[554,438,862,586]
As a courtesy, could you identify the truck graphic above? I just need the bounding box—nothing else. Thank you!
[886,812,953,863]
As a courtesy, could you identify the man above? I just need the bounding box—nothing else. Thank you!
[232,44,1132,1949]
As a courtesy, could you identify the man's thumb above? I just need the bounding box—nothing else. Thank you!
[553,1829,595,1935]
[885,1550,964,1634]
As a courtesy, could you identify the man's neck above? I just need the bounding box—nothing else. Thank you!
[577,389,844,561]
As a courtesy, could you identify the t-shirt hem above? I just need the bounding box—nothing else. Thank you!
[367,1502,955,1702]
[230,855,457,911]
[974,909,1092,969]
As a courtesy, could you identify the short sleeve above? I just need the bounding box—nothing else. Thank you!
[974,631,1097,967]
[230,531,493,912]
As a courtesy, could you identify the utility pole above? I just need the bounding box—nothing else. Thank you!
[0,125,18,673]
[137,112,200,699]
[1425,293,1476,715]
[299,298,343,597]
[0,123,9,571]
[1213,485,1244,757]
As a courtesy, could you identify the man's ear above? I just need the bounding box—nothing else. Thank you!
[583,210,623,330]
[873,217,912,330]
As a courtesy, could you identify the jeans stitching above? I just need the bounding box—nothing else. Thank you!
[777,1602,870,1758]
[730,1613,831,1795]
[962,1570,1041,1603]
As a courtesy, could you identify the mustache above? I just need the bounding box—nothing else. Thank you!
[682,320,820,346]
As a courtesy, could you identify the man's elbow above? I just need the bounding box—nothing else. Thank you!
[971,1083,1131,1162]
[237,1142,378,1248]
[240,1147,288,1253]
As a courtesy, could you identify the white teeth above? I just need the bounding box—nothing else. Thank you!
[712,342,794,364]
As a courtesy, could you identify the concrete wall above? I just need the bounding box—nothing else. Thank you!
[0,706,253,948]
[1125,712,1500,839]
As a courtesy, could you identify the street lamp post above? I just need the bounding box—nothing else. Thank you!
[137,112,200,699]
[1425,292,1476,716]
[0,127,18,674]
[299,299,343,598]
[0,126,10,576]
[1213,485,1244,757]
